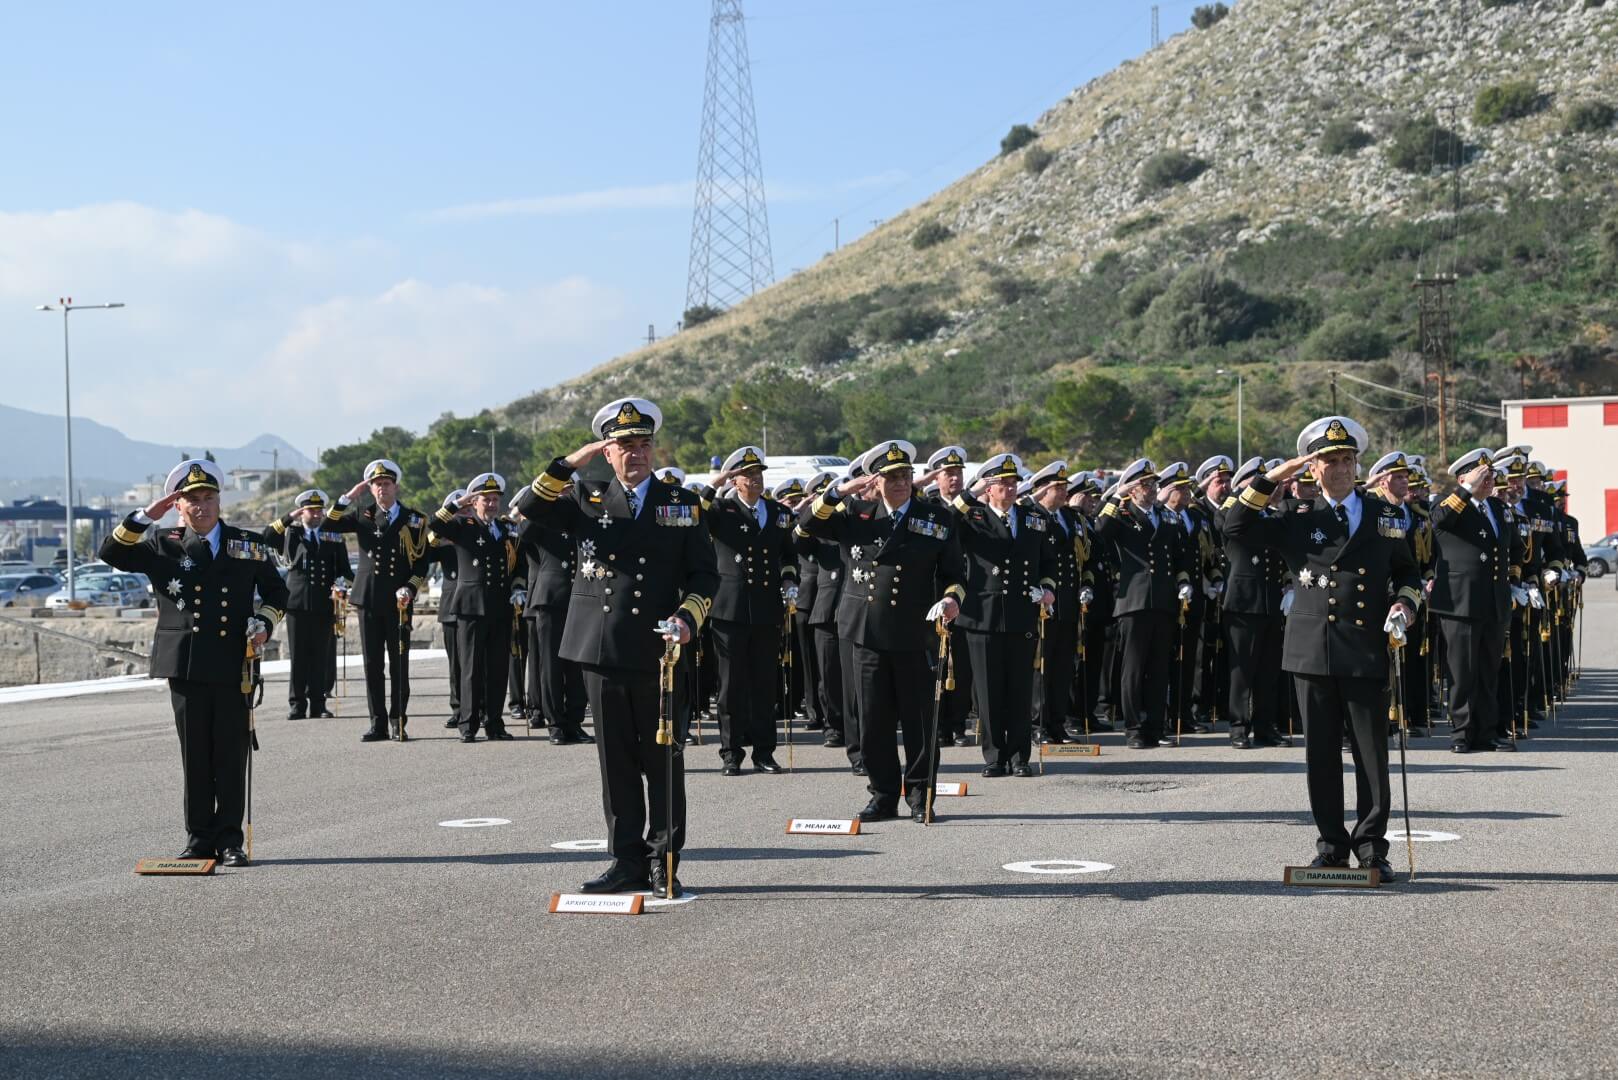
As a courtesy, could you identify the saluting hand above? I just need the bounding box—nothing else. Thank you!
[564,439,616,471]
[140,491,182,520]
[343,479,369,502]
[1265,453,1318,485]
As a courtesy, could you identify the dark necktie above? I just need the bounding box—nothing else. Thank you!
[625,488,638,519]
[1335,504,1349,530]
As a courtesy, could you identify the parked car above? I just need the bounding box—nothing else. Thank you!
[1584,533,1617,578]
[45,573,150,609]
[0,573,64,607]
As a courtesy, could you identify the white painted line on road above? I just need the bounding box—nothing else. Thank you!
[1002,860,1115,875]
[642,892,700,908]
[1389,830,1459,843]
[551,839,609,850]
[439,818,511,828]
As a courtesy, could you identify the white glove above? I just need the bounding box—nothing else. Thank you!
[1510,585,1529,608]
[1280,588,1295,616]
[1204,582,1223,599]
[1542,569,1559,588]
[924,598,956,622]
[1027,586,1044,604]
[1078,586,1095,604]
[654,617,689,643]
[1384,605,1408,645]
[1177,584,1194,603]
[245,616,268,640]
[1527,586,1544,610]
[783,585,800,603]
[1561,569,1575,585]
[511,588,528,607]
[395,587,412,605]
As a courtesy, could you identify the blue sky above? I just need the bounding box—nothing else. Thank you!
[0,1,1202,457]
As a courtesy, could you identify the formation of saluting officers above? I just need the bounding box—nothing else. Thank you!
[108,398,1591,889]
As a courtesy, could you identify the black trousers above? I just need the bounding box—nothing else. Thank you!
[710,618,781,763]
[169,678,248,853]
[1038,618,1077,740]
[838,634,865,768]
[1193,600,1225,724]
[1169,603,1201,732]
[1399,609,1429,730]
[851,643,933,809]
[811,622,845,739]
[1100,615,1122,723]
[529,606,585,730]
[325,622,339,696]
[454,612,512,735]
[358,607,410,732]
[1225,611,1285,739]
[968,629,1037,767]
[937,622,974,740]
[795,611,820,726]
[285,609,332,713]
[1117,610,1174,741]
[1294,672,1391,863]
[1076,607,1109,726]
[508,614,529,709]
[442,618,462,717]
[1439,615,1506,750]
[580,663,686,874]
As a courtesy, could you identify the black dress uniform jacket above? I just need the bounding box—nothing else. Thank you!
[702,489,798,625]
[1094,498,1191,614]
[1218,497,1288,615]
[1428,491,1521,622]
[950,493,1056,633]
[518,517,577,613]
[322,499,431,605]
[267,522,352,613]
[430,511,521,617]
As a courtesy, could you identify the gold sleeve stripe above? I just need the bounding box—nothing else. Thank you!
[256,606,284,626]
[1039,577,1056,591]
[944,583,966,603]
[269,519,287,535]
[111,523,143,546]
[812,494,835,520]
[1238,487,1269,510]
[327,504,347,520]
[1396,586,1422,609]
[793,525,810,538]
[536,472,568,496]
[1442,493,1466,513]
[408,575,428,593]
[1100,502,1119,519]
[435,506,454,522]
[679,595,710,631]
[1176,572,1190,583]
[1220,495,1237,510]
[952,495,971,514]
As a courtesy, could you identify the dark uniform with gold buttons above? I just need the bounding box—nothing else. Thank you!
[512,398,718,894]
[1192,456,1234,731]
[1157,461,1224,736]
[1067,473,1114,734]
[796,471,860,763]
[800,440,966,821]
[517,508,592,743]
[100,459,289,863]
[323,459,431,741]
[428,489,466,727]
[265,488,353,719]
[1094,458,1193,749]
[432,472,523,742]
[1366,451,1436,738]
[1224,417,1423,873]
[1025,460,1087,747]
[952,455,1057,775]
[1217,457,1290,748]
[700,446,800,775]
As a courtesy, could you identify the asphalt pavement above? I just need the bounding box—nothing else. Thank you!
[2,590,1616,1079]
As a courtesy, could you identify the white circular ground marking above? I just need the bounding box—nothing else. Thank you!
[642,892,701,908]
[1388,829,1459,843]
[438,818,511,828]
[550,838,609,851]
[1002,860,1115,875]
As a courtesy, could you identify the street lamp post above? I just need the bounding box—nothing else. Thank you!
[261,448,281,516]
[470,429,497,474]
[739,404,768,456]
[1216,368,1244,465]
[37,298,125,603]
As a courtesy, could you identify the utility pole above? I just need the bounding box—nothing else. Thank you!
[834,218,840,251]
[1151,5,1161,49]
[1330,371,1338,412]
[646,323,656,346]
[261,448,280,516]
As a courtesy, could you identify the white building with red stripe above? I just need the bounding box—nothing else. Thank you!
[1504,395,1618,541]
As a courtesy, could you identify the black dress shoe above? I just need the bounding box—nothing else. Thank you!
[1012,763,1033,778]
[1308,853,1349,869]
[360,730,388,742]
[1450,743,1469,754]
[651,865,683,899]
[178,847,216,861]
[753,754,784,774]
[1230,734,1252,749]
[720,762,742,777]
[1088,719,1116,733]
[953,734,972,747]
[510,706,527,720]
[1044,730,1067,744]
[571,729,596,744]
[1191,723,1214,734]
[982,762,1009,778]
[287,708,306,721]
[444,718,459,729]
[580,866,652,894]
[851,764,868,777]
[1492,739,1517,752]
[460,731,478,743]
[220,848,249,868]
[823,732,845,748]
[910,804,933,823]
[857,799,899,823]
[804,719,826,732]
[1361,856,1398,884]
[1127,737,1156,749]
[317,708,335,718]
[488,726,515,741]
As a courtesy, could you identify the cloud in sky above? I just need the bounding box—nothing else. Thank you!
[426,169,908,222]
[0,203,630,458]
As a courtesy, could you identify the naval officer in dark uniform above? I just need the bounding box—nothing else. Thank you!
[324,459,431,742]
[435,473,524,742]
[516,493,593,745]
[513,398,718,899]
[265,489,353,720]
[1217,457,1290,748]
[100,459,289,866]
[1224,416,1423,881]
[800,440,967,823]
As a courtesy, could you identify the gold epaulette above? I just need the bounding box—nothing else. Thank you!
[1238,486,1269,510]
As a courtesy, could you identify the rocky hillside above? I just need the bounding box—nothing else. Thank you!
[502,0,1618,468]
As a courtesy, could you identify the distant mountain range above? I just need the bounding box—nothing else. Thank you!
[0,403,313,498]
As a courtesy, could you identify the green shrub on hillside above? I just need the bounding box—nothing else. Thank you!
[860,305,947,344]
[1480,0,1520,7]
[1601,208,1618,271]
[1319,118,1374,156]
[911,221,953,250]
[1474,80,1542,126]
[1385,115,1463,173]
[1140,150,1210,194]
[1113,213,1165,240]
[988,275,1034,305]
[1024,145,1054,176]
[1120,268,1174,318]
[1191,3,1229,29]
[793,326,852,368]
[1300,314,1389,363]
[1564,100,1615,134]
[1139,265,1270,352]
[683,304,722,328]
[1000,124,1038,156]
